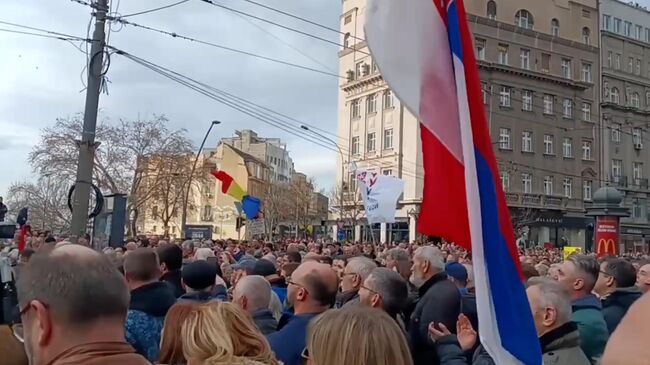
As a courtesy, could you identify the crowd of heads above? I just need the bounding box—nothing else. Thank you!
[3,233,650,365]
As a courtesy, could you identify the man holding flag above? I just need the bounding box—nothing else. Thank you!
[366,0,542,364]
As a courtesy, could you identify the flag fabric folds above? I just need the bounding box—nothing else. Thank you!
[365,1,542,364]
[211,170,261,219]
[356,170,405,224]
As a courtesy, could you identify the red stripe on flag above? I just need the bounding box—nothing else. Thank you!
[418,126,471,248]
[211,170,234,194]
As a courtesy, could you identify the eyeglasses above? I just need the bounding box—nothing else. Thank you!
[360,284,381,297]
[287,280,309,294]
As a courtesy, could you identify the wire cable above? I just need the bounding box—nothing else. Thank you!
[120,0,189,18]
[0,20,90,41]
[0,28,84,41]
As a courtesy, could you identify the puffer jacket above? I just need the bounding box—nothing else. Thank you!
[125,282,176,362]
[571,294,609,364]
[540,322,590,365]
[601,287,642,334]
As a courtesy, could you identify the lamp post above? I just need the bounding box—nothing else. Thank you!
[181,120,221,238]
[300,125,346,239]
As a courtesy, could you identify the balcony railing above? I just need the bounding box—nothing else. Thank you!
[612,175,628,188]
[634,178,649,190]
[522,194,542,206]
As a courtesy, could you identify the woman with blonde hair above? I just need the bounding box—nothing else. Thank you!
[182,302,279,365]
[159,302,196,365]
[306,307,413,365]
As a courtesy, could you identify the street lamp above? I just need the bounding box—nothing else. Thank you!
[300,125,346,237]
[181,120,221,238]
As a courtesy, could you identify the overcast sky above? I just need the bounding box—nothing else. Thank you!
[0,0,341,197]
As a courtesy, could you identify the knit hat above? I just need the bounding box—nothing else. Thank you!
[182,260,218,290]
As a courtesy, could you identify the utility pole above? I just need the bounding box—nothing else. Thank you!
[69,0,109,242]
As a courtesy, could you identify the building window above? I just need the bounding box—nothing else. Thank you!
[583,180,593,201]
[366,93,377,114]
[500,171,510,192]
[612,123,622,142]
[551,19,560,36]
[522,131,533,152]
[355,61,364,79]
[615,54,621,70]
[522,90,533,111]
[636,24,643,40]
[520,49,530,70]
[202,205,212,221]
[632,198,646,219]
[633,162,644,180]
[563,138,573,158]
[624,21,632,37]
[544,134,554,155]
[561,59,572,79]
[351,99,361,118]
[582,27,591,44]
[543,94,554,114]
[498,44,509,65]
[499,128,512,150]
[383,128,394,149]
[351,136,360,155]
[582,9,591,18]
[382,169,393,176]
[152,206,159,218]
[582,103,591,121]
[482,82,489,104]
[343,33,350,48]
[633,128,643,145]
[647,28,650,42]
[647,92,650,109]
[582,140,592,160]
[563,178,573,198]
[563,99,573,118]
[581,63,592,82]
[607,51,612,68]
[366,132,376,152]
[628,57,634,73]
[602,15,611,31]
[612,159,623,178]
[543,176,554,195]
[344,14,352,24]
[515,10,534,29]
[631,93,640,108]
[383,90,393,109]
[499,86,511,107]
[476,38,486,61]
[487,0,497,20]
[541,53,550,73]
[611,87,620,104]
[636,59,642,75]
[614,18,622,33]
[522,173,532,194]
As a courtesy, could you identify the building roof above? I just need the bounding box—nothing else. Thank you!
[223,143,269,167]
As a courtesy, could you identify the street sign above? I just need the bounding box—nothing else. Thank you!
[337,231,346,241]
[248,219,265,235]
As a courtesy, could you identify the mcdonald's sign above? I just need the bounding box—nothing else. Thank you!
[595,216,619,258]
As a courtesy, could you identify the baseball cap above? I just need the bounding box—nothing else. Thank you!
[182,261,218,290]
[445,262,468,283]
[253,259,277,277]
[232,258,257,273]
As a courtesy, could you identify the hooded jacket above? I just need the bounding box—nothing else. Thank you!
[571,294,609,364]
[125,282,176,362]
[601,287,642,334]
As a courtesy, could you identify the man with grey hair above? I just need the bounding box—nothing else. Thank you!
[232,275,277,335]
[359,268,408,323]
[409,245,460,365]
[556,254,608,363]
[181,239,195,264]
[527,277,590,365]
[384,247,418,320]
[336,256,377,308]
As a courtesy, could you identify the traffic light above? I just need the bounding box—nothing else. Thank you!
[236,217,246,230]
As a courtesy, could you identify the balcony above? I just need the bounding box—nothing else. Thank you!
[506,192,520,204]
[612,175,628,188]
[522,194,542,206]
[633,178,649,190]
[543,196,565,207]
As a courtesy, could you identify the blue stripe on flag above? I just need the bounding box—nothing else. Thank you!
[475,151,543,365]
[447,1,464,61]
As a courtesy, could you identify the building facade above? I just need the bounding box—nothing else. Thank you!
[600,0,650,252]
[337,0,601,247]
[221,129,295,182]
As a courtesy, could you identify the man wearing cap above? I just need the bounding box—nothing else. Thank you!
[254,259,288,305]
[446,262,478,332]
[231,258,257,287]
[178,261,227,303]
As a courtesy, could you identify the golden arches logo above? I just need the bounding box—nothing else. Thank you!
[597,239,616,254]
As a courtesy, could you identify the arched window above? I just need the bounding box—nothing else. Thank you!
[551,19,560,37]
[515,10,534,29]
[343,33,350,48]
[582,27,591,45]
[631,92,640,108]
[487,1,497,20]
[611,87,620,104]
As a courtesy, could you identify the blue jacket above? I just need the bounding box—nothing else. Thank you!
[572,294,609,364]
[267,313,319,365]
[125,282,176,362]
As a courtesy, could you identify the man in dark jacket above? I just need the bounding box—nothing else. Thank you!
[409,246,461,365]
[557,255,608,364]
[157,243,185,298]
[233,275,278,335]
[593,257,642,333]
[123,248,177,362]
[336,256,377,308]
[178,260,227,303]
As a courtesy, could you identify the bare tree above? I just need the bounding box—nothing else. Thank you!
[290,177,317,238]
[328,184,364,234]
[262,180,293,237]
[510,207,540,248]
[5,178,72,233]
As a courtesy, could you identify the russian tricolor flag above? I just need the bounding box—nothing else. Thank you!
[366,1,542,364]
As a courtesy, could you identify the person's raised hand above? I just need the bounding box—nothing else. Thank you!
[456,314,477,352]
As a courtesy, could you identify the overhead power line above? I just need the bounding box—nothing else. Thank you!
[120,0,190,18]
[0,27,84,41]
[0,20,90,41]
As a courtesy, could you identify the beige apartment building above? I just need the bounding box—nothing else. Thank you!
[337,0,600,247]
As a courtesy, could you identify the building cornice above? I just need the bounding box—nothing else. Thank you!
[478,61,593,90]
[602,70,650,88]
[601,30,650,48]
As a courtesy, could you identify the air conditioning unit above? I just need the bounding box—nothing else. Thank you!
[635,143,643,150]
[362,63,370,76]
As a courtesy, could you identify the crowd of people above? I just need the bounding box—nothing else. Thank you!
[1,232,650,365]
